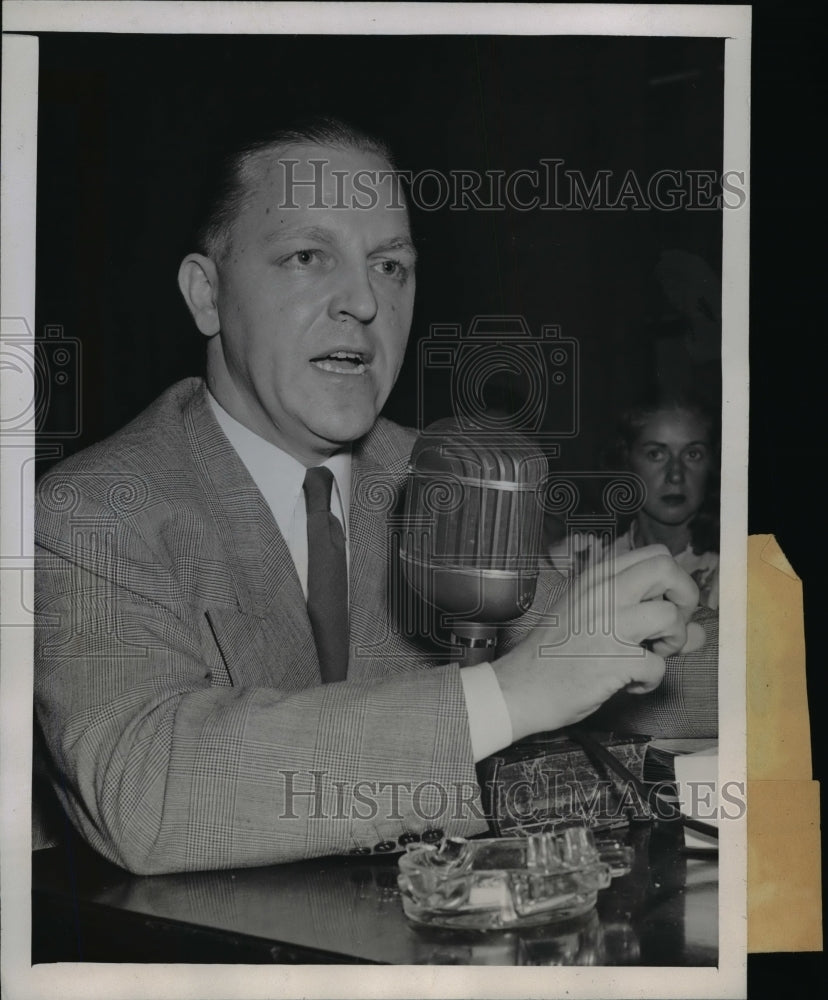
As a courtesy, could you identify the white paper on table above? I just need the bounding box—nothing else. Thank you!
[674,745,720,850]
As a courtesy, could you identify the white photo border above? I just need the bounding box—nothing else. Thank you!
[1,3,750,998]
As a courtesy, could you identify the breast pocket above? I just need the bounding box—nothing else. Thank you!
[204,607,320,692]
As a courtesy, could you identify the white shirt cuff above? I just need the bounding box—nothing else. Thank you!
[460,663,514,762]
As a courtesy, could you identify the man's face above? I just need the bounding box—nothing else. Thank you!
[205,143,415,464]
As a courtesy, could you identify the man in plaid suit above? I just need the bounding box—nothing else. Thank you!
[34,120,714,874]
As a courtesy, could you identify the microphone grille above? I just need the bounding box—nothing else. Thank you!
[404,418,547,570]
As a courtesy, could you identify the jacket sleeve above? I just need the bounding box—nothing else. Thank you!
[583,606,719,738]
[498,567,719,738]
[35,500,488,874]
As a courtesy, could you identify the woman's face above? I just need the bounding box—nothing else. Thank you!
[627,408,713,527]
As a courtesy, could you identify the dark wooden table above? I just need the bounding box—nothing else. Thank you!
[32,824,717,965]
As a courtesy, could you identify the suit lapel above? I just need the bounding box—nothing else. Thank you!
[349,419,421,680]
[181,387,422,686]
[183,384,321,688]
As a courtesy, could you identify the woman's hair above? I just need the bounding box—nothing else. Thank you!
[605,390,721,555]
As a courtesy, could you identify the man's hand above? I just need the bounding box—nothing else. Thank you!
[492,545,705,742]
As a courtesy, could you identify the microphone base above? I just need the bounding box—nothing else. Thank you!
[451,622,498,666]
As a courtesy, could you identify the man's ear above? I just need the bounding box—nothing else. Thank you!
[178,254,221,336]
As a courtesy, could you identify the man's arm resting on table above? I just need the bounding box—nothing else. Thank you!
[36,488,703,875]
[35,531,489,875]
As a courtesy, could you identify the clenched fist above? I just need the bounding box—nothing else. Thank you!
[492,545,706,741]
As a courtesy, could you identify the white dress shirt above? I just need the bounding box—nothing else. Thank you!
[208,392,513,761]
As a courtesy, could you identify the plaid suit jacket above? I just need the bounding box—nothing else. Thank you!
[35,379,717,874]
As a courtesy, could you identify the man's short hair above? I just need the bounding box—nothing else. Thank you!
[194,116,399,263]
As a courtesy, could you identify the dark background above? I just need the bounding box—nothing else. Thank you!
[748,1,825,989]
[28,9,824,989]
[34,31,724,483]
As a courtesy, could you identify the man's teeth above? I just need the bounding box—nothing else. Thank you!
[312,352,367,375]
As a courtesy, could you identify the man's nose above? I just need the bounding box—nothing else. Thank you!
[328,261,379,324]
[666,457,685,485]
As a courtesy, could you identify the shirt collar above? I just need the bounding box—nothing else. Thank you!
[207,392,351,529]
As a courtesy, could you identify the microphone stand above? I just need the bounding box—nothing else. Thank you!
[451,621,498,666]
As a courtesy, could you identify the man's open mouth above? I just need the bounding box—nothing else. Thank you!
[310,350,369,375]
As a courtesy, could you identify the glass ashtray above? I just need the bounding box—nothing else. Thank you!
[397,828,633,929]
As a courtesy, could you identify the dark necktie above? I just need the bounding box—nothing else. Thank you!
[303,466,349,683]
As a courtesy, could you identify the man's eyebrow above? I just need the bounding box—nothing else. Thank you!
[370,236,418,261]
[260,225,337,247]
[260,227,418,261]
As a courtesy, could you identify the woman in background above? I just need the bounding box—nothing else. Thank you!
[546,392,721,737]
[609,394,719,609]
[551,394,720,609]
